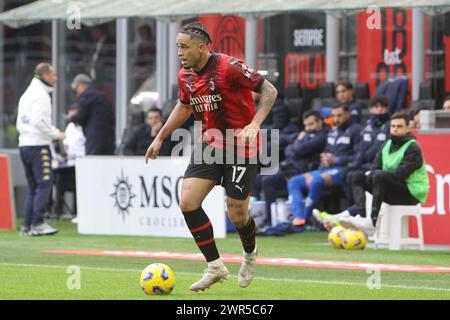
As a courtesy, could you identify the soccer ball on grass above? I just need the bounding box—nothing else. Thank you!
[328,226,346,249]
[342,229,368,250]
[140,263,175,295]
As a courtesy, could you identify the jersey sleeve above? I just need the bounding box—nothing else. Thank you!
[178,73,190,105]
[228,58,265,93]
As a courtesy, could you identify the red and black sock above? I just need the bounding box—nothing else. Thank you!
[237,216,256,253]
[182,207,220,262]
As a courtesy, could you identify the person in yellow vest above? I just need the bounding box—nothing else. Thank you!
[340,112,429,236]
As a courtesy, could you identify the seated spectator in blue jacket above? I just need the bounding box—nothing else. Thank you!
[314,96,390,228]
[287,104,362,226]
[252,111,327,225]
[345,96,390,198]
[283,113,327,169]
[336,80,364,124]
[279,117,302,153]
[124,108,174,156]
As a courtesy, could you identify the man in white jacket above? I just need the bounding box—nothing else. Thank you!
[16,63,65,236]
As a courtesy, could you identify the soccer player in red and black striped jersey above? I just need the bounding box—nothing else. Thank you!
[145,22,277,292]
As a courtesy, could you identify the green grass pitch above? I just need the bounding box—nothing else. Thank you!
[1,221,450,300]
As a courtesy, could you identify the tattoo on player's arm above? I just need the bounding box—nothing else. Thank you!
[253,80,278,126]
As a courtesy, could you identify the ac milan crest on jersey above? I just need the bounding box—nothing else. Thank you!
[209,78,215,91]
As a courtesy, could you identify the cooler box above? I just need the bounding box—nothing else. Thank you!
[249,200,267,229]
[270,200,293,226]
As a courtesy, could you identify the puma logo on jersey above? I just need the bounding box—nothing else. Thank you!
[235,185,245,193]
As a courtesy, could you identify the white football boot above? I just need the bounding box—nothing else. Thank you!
[238,246,257,288]
[340,215,376,237]
[190,259,229,292]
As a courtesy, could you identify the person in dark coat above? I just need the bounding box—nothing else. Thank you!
[69,74,115,155]
[344,96,390,205]
[375,76,408,115]
[336,80,364,124]
[260,95,290,130]
[282,111,328,175]
[260,93,290,162]
[124,108,174,156]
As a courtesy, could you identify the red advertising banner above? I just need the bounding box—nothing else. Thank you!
[284,53,325,89]
[413,133,450,245]
[0,155,15,230]
[198,15,246,61]
[357,8,412,99]
[444,35,450,93]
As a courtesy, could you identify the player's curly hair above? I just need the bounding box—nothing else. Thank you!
[179,22,212,45]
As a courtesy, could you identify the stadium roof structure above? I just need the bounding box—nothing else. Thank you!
[0,0,450,28]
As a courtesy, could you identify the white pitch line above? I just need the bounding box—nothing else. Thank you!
[1,262,450,293]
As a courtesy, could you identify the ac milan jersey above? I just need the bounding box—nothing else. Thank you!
[178,52,265,157]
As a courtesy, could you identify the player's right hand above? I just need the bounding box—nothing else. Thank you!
[58,132,65,141]
[145,140,162,163]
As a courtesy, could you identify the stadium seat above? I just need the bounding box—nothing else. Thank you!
[284,83,303,123]
[320,82,335,98]
[373,205,424,250]
[311,82,337,112]
[354,82,370,100]
[354,82,370,123]
[285,83,302,99]
[409,82,436,110]
[130,110,145,126]
[419,82,432,100]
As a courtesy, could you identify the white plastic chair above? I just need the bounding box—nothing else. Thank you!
[373,205,424,250]
[365,192,424,250]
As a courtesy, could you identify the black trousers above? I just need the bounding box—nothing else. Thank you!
[52,166,76,216]
[352,170,418,224]
[19,146,53,227]
[343,169,365,208]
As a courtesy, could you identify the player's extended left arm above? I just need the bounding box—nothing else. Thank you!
[238,80,278,144]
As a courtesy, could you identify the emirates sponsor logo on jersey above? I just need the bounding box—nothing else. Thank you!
[190,94,223,112]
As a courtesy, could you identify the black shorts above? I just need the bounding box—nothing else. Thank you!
[183,143,259,200]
